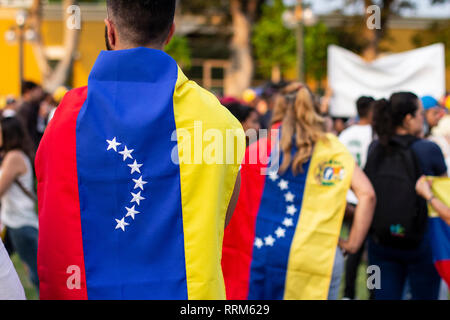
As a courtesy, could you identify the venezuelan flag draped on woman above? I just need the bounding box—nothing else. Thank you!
[35,47,245,300]
[221,85,374,300]
[428,178,450,286]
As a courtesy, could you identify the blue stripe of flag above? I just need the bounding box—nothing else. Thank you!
[248,157,311,300]
[76,48,188,299]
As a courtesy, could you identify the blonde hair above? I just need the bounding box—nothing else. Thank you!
[279,86,327,175]
[271,83,303,127]
[432,115,450,137]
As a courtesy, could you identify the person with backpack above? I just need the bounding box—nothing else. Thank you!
[365,92,448,300]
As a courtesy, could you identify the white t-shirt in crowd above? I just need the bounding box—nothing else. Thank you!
[339,124,373,169]
[339,124,374,205]
[429,135,450,176]
[0,152,38,230]
[0,238,26,300]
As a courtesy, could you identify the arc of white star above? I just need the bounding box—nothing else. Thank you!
[287,205,297,216]
[133,176,148,191]
[254,238,264,249]
[125,205,140,220]
[107,137,121,152]
[128,160,143,174]
[264,235,276,247]
[278,179,289,191]
[269,171,279,182]
[119,146,134,161]
[115,218,129,232]
[283,218,294,228]
[131,191,145,206]
[275,227,286,238]
[285,192,295,202]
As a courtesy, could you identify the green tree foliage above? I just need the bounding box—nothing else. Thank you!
[252,0,296,79]
[253,0,337,85]
[165,35,192,70]
[412,21,450,65]
[304,22,337,85]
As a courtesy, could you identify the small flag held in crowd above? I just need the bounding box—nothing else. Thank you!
[428,178,450,287]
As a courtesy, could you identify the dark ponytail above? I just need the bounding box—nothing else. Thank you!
[372,92,419,146]
[0,116,35,163]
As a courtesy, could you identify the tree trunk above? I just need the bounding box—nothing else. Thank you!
[30,0,80,92]
[362,0,394,61]
[224,0,254,98]
[29,0,51,80]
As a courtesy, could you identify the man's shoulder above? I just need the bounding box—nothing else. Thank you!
[64,86,88,104]
[43,86,87,137]
[174,74,242,131]
[51,87,87,120]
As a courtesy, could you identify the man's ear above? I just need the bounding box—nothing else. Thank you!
[164,23,176,47]
[105,18,117,50]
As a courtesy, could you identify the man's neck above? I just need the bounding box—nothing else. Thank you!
[358,118,371,126]
[115,42,164,51]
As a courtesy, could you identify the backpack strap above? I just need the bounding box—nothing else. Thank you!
[14,179,37,202]
[391,135,422,181]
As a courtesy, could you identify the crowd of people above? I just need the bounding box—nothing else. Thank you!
[221,84,450,300]
[0,82,67,299]
[1,77,450,301]
[0,0,449,301]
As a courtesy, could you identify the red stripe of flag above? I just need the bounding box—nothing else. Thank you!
[222,136,273,300]
[36,87,88,300]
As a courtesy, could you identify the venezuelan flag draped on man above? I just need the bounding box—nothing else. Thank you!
[35,0,245,300]
[222,116,356,299]
[428,178,450,287]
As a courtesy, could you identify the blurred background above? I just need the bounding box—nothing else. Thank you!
[0,0,449,300]
[0,0,448,99]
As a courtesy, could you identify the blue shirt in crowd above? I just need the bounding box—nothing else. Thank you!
[411,139,448,177]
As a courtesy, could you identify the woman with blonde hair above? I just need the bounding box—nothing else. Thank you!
[270,83,303,128]
[222,85,376,300]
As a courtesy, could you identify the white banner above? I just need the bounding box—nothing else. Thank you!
[328,43,446,118]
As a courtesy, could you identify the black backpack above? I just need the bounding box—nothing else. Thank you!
[364,135,428,249]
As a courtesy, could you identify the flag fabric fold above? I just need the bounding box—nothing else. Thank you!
[428,177,450,287]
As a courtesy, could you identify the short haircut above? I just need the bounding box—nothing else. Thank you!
[356,96,375,119]
[21,81,39,96]
[106,0,176,46]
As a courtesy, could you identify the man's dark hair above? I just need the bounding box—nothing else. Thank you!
[21,81,38,96]
[106,0,176,46]
[356,96,375,119]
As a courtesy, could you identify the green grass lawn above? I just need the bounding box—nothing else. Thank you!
[338,222,371,300]
[12,254,39,300]
[12,250,371,301]
[339,259,371,300]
